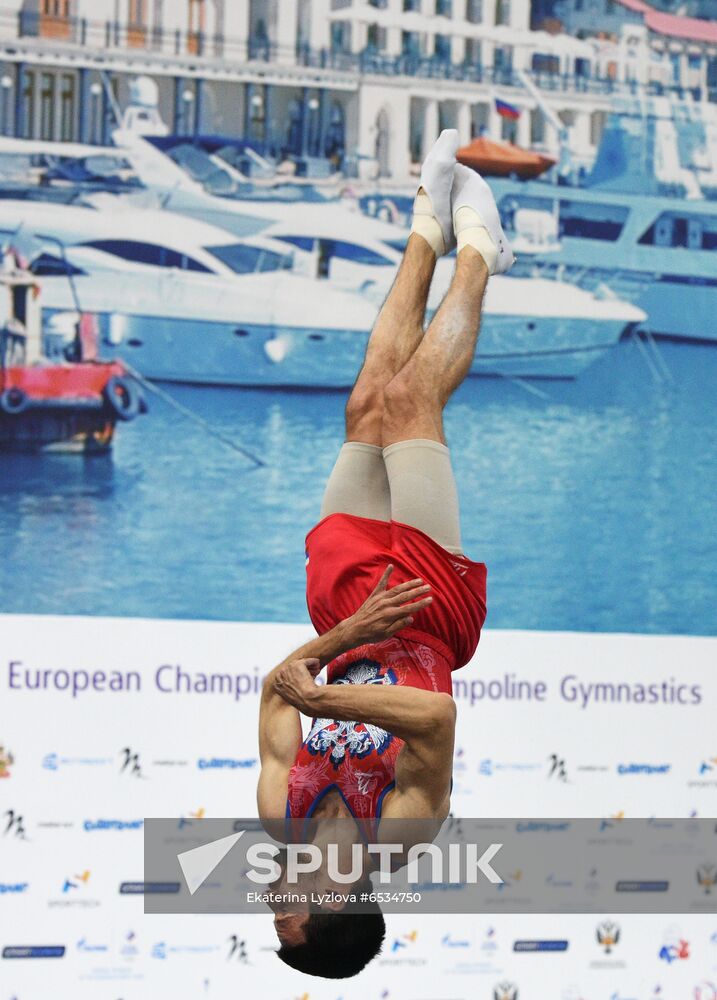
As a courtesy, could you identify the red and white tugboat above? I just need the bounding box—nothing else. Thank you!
[0,254,146,453]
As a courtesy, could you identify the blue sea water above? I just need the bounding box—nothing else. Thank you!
[0,339,715,635]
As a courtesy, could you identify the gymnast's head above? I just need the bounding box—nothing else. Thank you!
[273,878,385,978]
[265,842,385,977]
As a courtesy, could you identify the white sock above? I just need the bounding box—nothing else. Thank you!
[451,163,514,274]
[410,191,445,257]
[410,129,459,257]
[454,205,499,274]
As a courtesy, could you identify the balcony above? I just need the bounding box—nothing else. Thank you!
[127,22,148,50]
[248,36,277,61]
[19,10,75,42]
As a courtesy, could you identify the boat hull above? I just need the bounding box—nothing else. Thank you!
[67,311,629,385]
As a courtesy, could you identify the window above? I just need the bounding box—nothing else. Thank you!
[367,24,387,51]
[590,110,606,146]
[464,37,481,64]
[404,0,421,10]
[532,52,559,75]
[273,236,392,266]
[40,73,55,141]
[497,196,628,242]
[30,253,85,277]
[639,213,717,250]
[560,200,628,241]
[434,34,451,60]
[331,21,352,52]
[188,0,205,55]
[41,0,69,16]
[206,243,293,274]
[60,74,75,142]
[436,0,452,15]
[83,239,211,271]
[688,53,701,71]
[495,0,510,26]
[320,239,392,266]
[530,108,545,144]
[402,31,421,57]
[128,0,147,47]
[466,0,483,23]
[129,0,146,25]
[22,70,35,140]
[39,0,71,40]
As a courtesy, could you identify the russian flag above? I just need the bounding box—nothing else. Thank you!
[495,97,521,120]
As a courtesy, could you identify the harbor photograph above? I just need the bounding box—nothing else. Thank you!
[0,0,714,635]
[1,2,717,998]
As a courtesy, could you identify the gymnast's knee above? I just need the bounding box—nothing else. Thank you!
[345,385,383,440]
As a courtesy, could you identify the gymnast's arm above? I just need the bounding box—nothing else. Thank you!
[273,662,455,821]
[256,566,433,820]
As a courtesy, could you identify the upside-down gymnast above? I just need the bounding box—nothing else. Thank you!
[257,129,514,978]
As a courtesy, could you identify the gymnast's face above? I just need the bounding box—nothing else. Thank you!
[273,910,309,947]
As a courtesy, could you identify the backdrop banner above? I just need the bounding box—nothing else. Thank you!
[2,613,716,999]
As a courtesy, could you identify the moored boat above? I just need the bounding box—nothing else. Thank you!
[0,263,146,453]
[457,137,556,180]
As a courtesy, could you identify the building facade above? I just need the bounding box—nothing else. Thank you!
[0,0,712,179]
[551,0,717,103]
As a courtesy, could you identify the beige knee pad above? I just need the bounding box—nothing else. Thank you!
[383,439,463,554]
[320,442,391,522]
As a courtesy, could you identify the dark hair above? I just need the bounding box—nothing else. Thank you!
[277,894,385,979]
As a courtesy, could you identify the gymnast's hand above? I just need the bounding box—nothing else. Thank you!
[344,564,433,646]
[273,657,322,714]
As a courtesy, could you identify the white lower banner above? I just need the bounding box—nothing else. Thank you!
[1,613,716,999]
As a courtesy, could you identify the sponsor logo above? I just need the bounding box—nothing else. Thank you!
[119,747,144,778]
[482,927,498,952]
[2,946,65,959]
[62,871,91,893]
[658,926,689,963]
[547,754,569,782]
[178,808,206,829]
[76,938,109,954]
[617,763,670,775]
[513,939,568,952]
[392,931,418,953]
[42,753,112,771]
[118,881,181,895]
[515,821,570,833]
[226,935,249,963]
[0,744,14,778]
[441,934,470,948]
[597,921,621,954]
[2,810,27,840]
[120,930,139,959]
[616,879,669,893]
[479,759,541,777]
[83,819,143,832]
[599,811,626,831]
[546,874,574,888]
[197,758,256,770]
[0,882,28,894]
[152,940,220,959]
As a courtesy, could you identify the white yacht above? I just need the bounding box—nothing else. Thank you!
[0,200,384,387]
[0,141,646,381]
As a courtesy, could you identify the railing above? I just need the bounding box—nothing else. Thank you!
[4,9,716,108]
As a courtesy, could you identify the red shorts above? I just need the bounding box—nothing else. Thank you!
[305,513,487,670]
